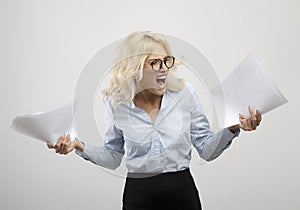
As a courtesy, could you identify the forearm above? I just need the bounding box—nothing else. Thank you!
[75,142,124,170]
[197,128,240,161]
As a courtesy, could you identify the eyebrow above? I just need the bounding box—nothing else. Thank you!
[147,56,169,62]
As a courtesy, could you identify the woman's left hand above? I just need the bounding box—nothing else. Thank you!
[229,106,262,132]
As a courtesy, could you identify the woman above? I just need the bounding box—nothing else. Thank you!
[48,31,262,210]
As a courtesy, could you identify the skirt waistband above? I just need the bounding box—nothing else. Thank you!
[127,168,190,179]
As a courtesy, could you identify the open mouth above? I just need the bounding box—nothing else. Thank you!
[156,76,167,88]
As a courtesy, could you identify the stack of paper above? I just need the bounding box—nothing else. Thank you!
[210,55,288,128]
[11,102,78,145]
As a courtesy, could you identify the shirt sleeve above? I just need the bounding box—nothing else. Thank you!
[187,83,240,161]
[75,97,125,170]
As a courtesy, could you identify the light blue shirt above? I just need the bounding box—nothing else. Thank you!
[76,83,240,173]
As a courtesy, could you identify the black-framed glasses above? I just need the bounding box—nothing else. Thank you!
[148,56,175,71]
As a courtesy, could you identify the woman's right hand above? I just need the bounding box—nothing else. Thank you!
[47,134,84,155]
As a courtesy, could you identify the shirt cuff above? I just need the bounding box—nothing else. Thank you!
[225,127,240,138]
[75,142,92,161]
[219,127,240,148]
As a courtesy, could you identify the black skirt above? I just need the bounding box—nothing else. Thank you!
[122,168,202,210]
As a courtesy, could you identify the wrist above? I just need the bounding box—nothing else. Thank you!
[74,138,84,152]
[228,125,240,133]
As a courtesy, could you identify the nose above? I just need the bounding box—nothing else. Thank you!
[159,63,169,72]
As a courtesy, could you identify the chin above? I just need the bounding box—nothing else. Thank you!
[149,88,166,96]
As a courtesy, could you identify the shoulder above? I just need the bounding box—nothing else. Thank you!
[168,81,195,97]
[184,82,196,94]
[103,96,115,114]
[166,82,196,111]
[103,95,112,106]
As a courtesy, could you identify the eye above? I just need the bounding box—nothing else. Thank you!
[164,56,175,68]
[151,59,160,65]
[150,59,162,70]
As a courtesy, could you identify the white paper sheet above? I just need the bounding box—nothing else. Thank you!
[211,55,288,128]
[11,101,78,145]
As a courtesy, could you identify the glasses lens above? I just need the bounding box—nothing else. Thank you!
[164,56,175,68]
[151,59,162,71]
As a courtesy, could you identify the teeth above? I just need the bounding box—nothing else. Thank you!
[157,76,166,79]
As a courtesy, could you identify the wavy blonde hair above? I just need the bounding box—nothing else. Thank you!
[102,31,184,107]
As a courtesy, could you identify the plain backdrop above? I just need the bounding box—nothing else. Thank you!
[1,0,299,209]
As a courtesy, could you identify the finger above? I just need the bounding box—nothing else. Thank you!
[239,122,250,131]
[57,134,69,154]
[256,110,262,125]
[239,116,250,131]
[240,110,255,131]
[55,136,64,153]
[246,117,253,131]
[62,141,74,155]
[249,116,257,130]
[240,114,253,131]
[47,142,55,149]
[248,106,257,128]
[55,134,66,149]
[239,113,250,120]
[58,143,66,154]
[251,121,257,130]
[61,135,71,154]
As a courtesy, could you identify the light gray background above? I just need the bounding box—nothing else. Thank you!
[1,0,299,209]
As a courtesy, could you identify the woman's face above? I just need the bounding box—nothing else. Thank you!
[138,42,170,96]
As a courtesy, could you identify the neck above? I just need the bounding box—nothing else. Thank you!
[134,90,163,106]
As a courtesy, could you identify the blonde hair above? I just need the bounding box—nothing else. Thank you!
[102,31,184,107]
